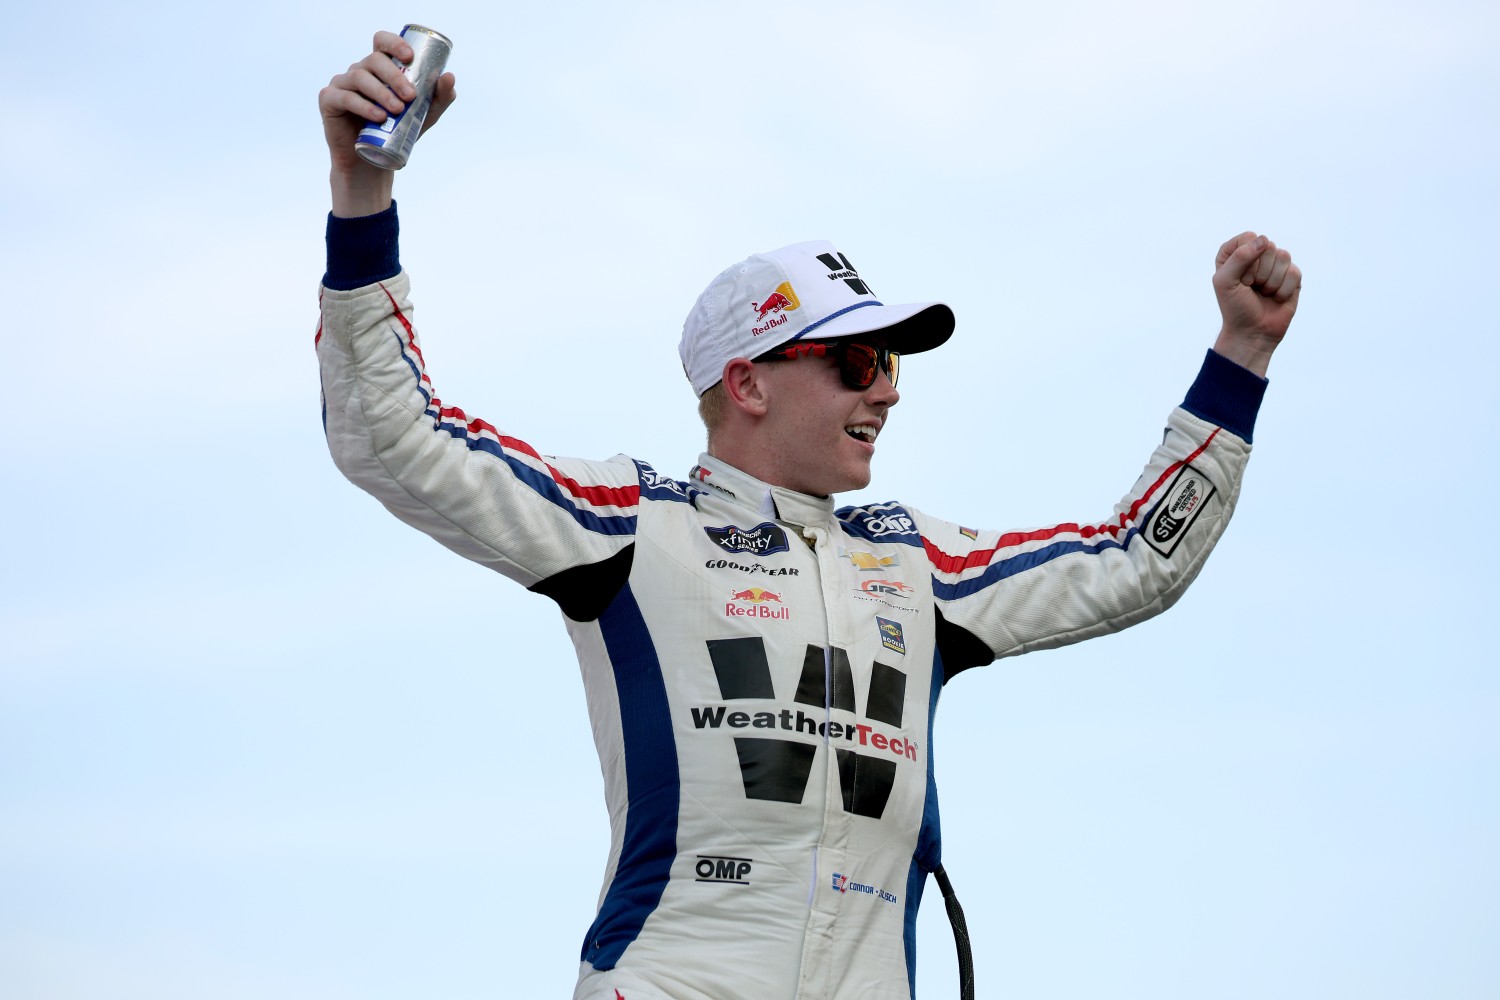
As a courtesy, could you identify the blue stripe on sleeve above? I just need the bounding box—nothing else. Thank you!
[426,414,638,537]
[932,529,1140,601]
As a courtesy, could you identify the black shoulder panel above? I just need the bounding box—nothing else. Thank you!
[528,544,637,622]
[934,606,995,682]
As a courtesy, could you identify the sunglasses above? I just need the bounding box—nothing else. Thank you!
[757,340,901,390]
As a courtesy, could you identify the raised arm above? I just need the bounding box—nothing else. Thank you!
[316,30,457,218]
[313,35,640,616]
[924,234,1302,672]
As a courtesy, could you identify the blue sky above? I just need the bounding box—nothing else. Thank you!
[3,2,1496,998]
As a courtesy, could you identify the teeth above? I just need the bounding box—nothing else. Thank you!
[846,424,878,443]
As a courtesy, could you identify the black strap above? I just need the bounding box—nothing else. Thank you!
[933,865,975,1000]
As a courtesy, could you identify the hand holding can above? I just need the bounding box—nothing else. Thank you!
[354,25,453,170]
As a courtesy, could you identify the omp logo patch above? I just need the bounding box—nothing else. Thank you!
[1144,465,1217,557]
[705,523,791,556]
[862,513,915,537]
[692,639,914,818]
[695,855,753,885]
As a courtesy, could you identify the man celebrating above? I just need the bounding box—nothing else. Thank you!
[316,31,1302,1000]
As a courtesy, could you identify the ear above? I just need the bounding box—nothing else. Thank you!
[720,357,770,417]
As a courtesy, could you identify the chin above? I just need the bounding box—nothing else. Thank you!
[825,466,873,496]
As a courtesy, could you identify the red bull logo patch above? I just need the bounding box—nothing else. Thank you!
[751,281,800,336]
[725,586,791,621]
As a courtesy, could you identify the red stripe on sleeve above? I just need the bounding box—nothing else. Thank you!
[924,429,1219,575]
[386,288,640,512]
[379,284,427,368]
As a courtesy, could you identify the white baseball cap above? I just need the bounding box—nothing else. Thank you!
[679,240,955,396]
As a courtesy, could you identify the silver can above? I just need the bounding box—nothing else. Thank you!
[354,24,453,170]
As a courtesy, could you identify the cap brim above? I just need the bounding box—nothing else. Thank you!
[792,301,955,354]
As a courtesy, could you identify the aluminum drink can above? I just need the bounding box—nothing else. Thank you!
[354,24,453,170]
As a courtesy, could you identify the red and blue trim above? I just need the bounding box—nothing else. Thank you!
[381,286,640,537]
[927,431,1219,601]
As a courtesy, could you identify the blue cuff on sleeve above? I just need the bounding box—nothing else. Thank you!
[1180,348,1269,443]
[322,201,401,290]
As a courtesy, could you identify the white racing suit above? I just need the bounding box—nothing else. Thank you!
[316,206,1267,1000]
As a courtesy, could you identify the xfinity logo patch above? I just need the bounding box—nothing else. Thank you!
[696,855,753,885]
[1144,465,1217,557]
[705,522,790,556]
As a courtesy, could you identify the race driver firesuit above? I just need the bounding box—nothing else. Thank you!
[315,207,1268,1000]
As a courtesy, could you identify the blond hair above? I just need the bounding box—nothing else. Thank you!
[697,382,726,446]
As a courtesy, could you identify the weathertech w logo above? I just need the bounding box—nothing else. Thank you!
[692,639,914,818]
[816,251,872,296]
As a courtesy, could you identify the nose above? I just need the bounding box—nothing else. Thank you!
[865,369,899,408]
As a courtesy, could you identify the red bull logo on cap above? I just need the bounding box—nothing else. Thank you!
[751,281,801,336]
[725,586,791,621]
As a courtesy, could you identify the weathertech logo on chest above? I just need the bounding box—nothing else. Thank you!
[691,639,915,819]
